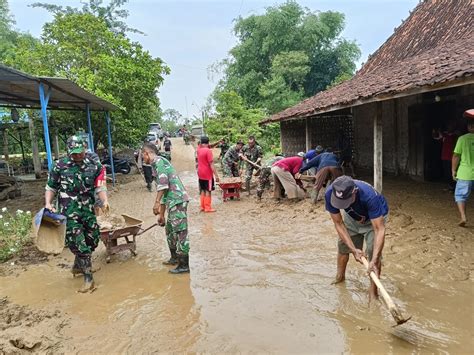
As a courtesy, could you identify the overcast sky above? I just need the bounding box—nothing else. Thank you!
[9,0,418,118]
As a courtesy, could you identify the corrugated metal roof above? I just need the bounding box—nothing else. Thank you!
[0,64,119,111]
[261,0,474,124]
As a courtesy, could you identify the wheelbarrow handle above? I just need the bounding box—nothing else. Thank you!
[138,223,158,235]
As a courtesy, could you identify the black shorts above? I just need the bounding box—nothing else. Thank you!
[199,178,215,192]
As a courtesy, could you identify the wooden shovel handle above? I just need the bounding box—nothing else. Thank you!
[361,256,397,310]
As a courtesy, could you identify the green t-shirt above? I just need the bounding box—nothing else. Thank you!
[453,133,474,180]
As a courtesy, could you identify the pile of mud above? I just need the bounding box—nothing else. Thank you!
[97,214,126,231]
[219,177,242,184]
[0,297,68,354]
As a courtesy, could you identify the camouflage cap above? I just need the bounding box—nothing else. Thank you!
[67,135,85,155]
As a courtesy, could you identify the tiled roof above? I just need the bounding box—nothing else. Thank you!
[262,0,474,124]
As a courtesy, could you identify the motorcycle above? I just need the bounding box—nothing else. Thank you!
[101,156,131,175]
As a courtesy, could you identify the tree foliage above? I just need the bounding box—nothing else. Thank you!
[218,1,360,112]
[30,0,143,34]
[4,11,169,147]
[205,91,280,153]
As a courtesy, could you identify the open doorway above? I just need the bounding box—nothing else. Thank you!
[408,100,457,182]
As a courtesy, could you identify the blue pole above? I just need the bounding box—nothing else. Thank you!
[38,83,53,170]
[106,111,115,186]
[86,103,94,152]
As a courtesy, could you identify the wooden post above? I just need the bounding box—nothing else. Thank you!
[374,102,383,192]
[28,115,42,179]
[52,129,60,160]
[2,129,9,161]
[305,118,311,151]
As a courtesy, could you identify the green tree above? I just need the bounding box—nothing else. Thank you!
[5,12,169,147]
[217,1,360,110]
[30,0,143,34]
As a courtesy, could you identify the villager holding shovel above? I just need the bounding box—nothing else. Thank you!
[142,142,190,273]
[325,176,388,302]
[270,153,306,200]
[45,135,109,293]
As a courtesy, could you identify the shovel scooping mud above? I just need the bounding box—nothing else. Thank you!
[361,256,411,326]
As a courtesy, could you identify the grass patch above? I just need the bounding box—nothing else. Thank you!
[0,208,33,262]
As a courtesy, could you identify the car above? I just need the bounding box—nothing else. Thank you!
[190,124,204,138]
[146,132,161,150]
[149,123,164,139]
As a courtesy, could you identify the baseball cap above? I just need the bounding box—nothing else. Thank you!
[331,175,356,209]
[315,145,324,153]
[463,109,474,119]
[297,152,305,157]
[67,135,85,155]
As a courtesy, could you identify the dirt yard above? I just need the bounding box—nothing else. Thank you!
[0,138,473,354]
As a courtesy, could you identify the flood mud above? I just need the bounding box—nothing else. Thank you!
[0,138,472,353]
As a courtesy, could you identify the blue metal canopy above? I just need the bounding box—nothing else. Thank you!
[0,64,119,184]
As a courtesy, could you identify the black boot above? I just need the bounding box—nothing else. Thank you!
[169,255,190,274]
[71,255,82,277]
[163,248,178,265]
[146,182,152,192]
[77,256,96,293]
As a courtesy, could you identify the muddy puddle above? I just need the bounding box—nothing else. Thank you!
[1,138,473,353]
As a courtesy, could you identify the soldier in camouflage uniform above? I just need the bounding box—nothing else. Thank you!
[241,136,263,195]
[142,142,191,274]
[45,135,108,293]
[256,155,284,200]
[222,140,244,177]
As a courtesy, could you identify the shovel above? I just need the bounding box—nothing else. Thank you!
[361,256,411,326]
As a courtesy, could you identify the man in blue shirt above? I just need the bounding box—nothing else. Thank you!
[325,176,389,301]
[297,152,343,203]
[304,145,324,162]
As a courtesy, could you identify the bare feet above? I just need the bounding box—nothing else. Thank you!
[458,219,467,227]
[331,275,345,285]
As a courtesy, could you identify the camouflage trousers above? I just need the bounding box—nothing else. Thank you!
[244,163,257,184]
[165,202,189,256]
[222,162,239,177]
[256,167,272,198]
[65,209,100,257]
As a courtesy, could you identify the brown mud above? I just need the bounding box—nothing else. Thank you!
[0,138,473,353]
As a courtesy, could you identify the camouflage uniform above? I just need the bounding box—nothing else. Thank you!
[217,142,230,160]
[151,156,190,256]
[46,153,106,257]
[257,156,283,199]
[222,145,241,177]
[242,143,263,192]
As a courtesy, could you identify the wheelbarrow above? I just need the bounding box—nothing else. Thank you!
[100,214,158,263]
[218,177,242,201]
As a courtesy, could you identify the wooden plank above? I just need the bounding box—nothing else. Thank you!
[29,115,42,179]
[374,102,383,192]
[305,117,311,151]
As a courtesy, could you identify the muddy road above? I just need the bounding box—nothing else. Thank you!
[1,138,473,354]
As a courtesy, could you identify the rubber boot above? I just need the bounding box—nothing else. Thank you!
[71,255,82,277]
[77,256,96,293]
[204,195,216,213]
[163,248,178,265]
[169,255,190,274]
[146,182,152,192]
[200,194,205,212]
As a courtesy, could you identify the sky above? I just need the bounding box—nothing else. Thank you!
[8,0,418,119]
